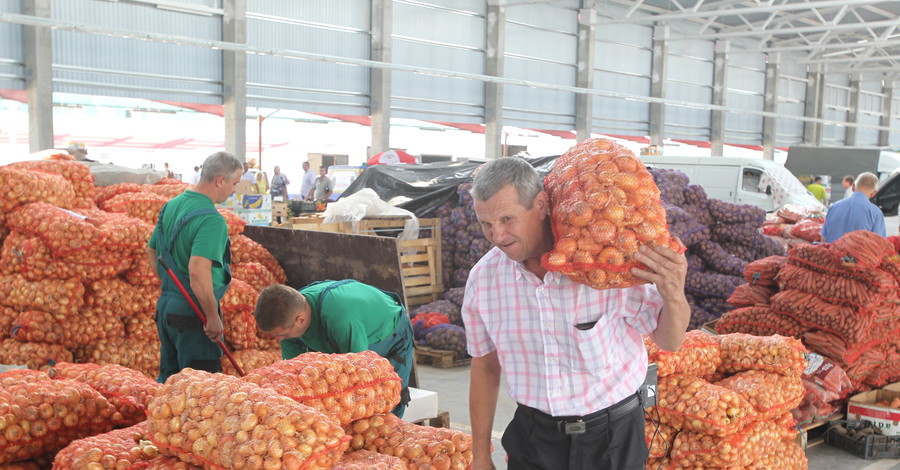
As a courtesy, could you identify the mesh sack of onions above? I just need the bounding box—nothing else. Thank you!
[6,203,107,258]
[221,279,259,313]
[93,183,143,206]
[142,183,188,200]
[52,421,158,469]
[49,363,162,424]
[99,192,169,225]
[346,413,473,470]
[243,351,401,426]
[541,139,681,290]
[0,167,76,213]
[230,235,287,284]
[655,374,758,437]
[147,369,350,470]
[0,339,73,370]
[86,278,158,318]
[0,232,130,282]
[221,349,281,377]
[124,253,161,287]
[10,309,124,350]
[645,421,677,459]
[715,333,808,377]
[0,274,84,316]
[331,450,406,470]
[143,455,202,469]
[223,308,260,351]
[715,370,805,420]
[6,160,94,201]
[93,212,153,255]
[669,419,784,468]
[218,208,247,237]
[645,330,721,378]
[230,262,277,292]
[75,337,160,380]
[124,315,157,339]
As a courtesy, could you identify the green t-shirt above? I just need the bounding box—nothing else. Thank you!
[280,281,403,360]
[148,190,230,292]
[807,183,826,203]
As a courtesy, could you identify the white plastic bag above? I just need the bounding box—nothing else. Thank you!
[323,188,419,240]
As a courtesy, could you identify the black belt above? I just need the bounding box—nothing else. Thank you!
[517,394,640,435]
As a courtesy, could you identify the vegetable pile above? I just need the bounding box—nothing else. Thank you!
[346,413,473,470]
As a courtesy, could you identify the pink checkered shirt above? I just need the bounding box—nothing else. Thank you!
[462,247,663,417]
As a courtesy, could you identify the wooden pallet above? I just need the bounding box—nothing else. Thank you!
[415,345,471,369]
[795,413,845,449]
[412,410,451,429]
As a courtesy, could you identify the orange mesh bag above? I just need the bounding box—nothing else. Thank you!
[540,139,681,290]
[0,339,73,370]
[99,192,168,225]
[142,455,201,469]
[223,308,259,351]
[243,351,402,426]
[0,369,50,388]
[331,450,406,470]
[156,177,184,185]
[0,232,131,282]
[125,252,161,287]
[143,183,188,200]
[76,337,160,380]
[831,230,896,268]
[776,263,894,310]
[669,419,784,468]
[716,307,806,338]
[0,167,76,212]
[86,278,158,319]
[91,212,154,255]
[6,160,94,200]
[94,183,143,206]
[751,439,808,470]
[49,363,162,424]
[656,374,758,437]
[221,349,281,377]
[6,203,108,258]
[218,209,247,237]
[787,218,824,242]
[645,421,677,459]
[346,413,473,470]
[801,330,881,370]
[230,262,278,292]
[221,279,258,313]
[230,235,287,283]
[645,330,721,378]
[0,274,85,316]
[715,371,805,420]
[147,369,350,470]
[769,290,873,344]
[772,412,798,441]
[0,307,13,340]
[52,422,159,469]
[0,378,124,464]
[880,255,900,284]
[124,315,157,339]
[10,309,124,349]
[716,333,808,377]
[255,334,280,352]
[727,283,776,308]
[742,255,786,287]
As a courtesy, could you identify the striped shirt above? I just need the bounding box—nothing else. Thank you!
[462,246,663,417]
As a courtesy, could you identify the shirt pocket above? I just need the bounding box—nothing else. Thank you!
[567,313,611,370]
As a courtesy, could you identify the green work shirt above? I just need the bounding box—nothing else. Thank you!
[807,183,826,203]
[148,190,230,292]
[280,281,403,360]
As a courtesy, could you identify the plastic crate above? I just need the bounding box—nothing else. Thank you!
[825,420,900,460]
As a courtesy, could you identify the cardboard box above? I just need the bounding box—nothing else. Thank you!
[235,180,254,195]
[240,194,272,211]
[403,387,439,423]
[235,209,272,226]
[847,384,900,436]
[272,201,288,218]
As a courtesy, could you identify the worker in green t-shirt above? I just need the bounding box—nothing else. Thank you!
[807,176,827,204]
[254,281,414,417]
[147,151,244,383]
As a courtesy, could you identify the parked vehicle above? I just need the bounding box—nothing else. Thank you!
[785,146,900,200]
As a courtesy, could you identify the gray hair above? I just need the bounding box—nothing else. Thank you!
[200,152,243,182]
[471,157,544,209]
[855,172,879,190]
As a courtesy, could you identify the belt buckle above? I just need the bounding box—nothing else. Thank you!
[562,420,586,435]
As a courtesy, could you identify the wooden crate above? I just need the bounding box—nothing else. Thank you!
[412,410,450,429]
[415,345,471,369]
[795,412,845,449]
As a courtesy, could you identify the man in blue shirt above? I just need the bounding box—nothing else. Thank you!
[822,172,886,243]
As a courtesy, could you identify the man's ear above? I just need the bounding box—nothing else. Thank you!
[536,191,550,217]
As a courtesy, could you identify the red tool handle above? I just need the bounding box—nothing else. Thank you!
[158,258,245,377]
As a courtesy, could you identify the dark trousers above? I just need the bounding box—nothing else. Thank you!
[156,293,223,384]
[501,396,648,470]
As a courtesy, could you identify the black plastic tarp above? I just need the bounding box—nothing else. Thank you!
[340,156,561,217]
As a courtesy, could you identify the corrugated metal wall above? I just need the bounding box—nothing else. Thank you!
[855,80,883,146]
[391,0,485,123]
[503,1,578,130]
[893,83,900,147]
[246,0,370,114]
[665,39,714,140]
[593,19,653,136]
[822,74,850,146]
[774,57,807,148]
[52,0,223,103]
[0,0,24,91]
[724,52,765,145]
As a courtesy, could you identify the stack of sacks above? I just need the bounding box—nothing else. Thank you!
[431,182,492,289]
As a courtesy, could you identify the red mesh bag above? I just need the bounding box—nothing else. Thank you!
[863,342,900,388]
[243,351,402,426]
[0,339,73,370]
[776,263,893,310]
[742,255,786,286]
[846,348,887,390]
[656,374,758,437]
[75,337,160,380]
[412,312,451,329]
[0,274,84,316]
[218,209,247,237]
[230,235,287,283]
[645,330,721,378]
[715,371,805,420]
[769,290,873,344]
[92,212,154,255]
[754,439,808,470]
[125,252,161,287]
[716,307,806,338]
[540,139,681,290]
[787,218,824,242]
[221,349,281,377]
[86,278,158,318]
[10,309,124,350]
[52,421,159,469]
[147,369,349,470]
[832,230,896,268]
[346,413,473,470]
[727,283,776,307]
[6,160,94,200]
[0,167,76,212]
[143,183,188,200]
[156,177,184,185]
[0,369,50,388]
[801,330,881,370]
[0,232,131,282]
[880,255,900,284]
[221,279,258,313]
[94,183,143,205]
[669,419,783,468]
[331,450,406,470]
[0,378,124,464]
[645,421,677,459]
[716,333,808,377]
[99,192,168,225]
[124,315,157,339]
[6,203,108,258]
[230,262,278,292]
[223,307,259,351]
[49,363,162,424]
[0,307,14,340]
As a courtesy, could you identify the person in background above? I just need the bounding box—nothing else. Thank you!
[842,174,855,199]
[300,161,317,201]
[254,171,269,195]
[807,176,827,204]
[146,151,243,383]
[822,172,886,243]
[270,166,290,199]
[163,162,175,179]
[240,162,255,183]
[463,158,689,470]
[190,166,201,185]
[254,281,414,417]
[312,165,334,202]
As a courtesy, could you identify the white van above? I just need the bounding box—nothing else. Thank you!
[639,156,825,212]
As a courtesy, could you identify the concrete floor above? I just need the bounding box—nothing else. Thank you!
[416,364,900,470]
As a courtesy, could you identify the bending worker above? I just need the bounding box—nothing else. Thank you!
[147,151,244,383]
[254,280,414,417]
